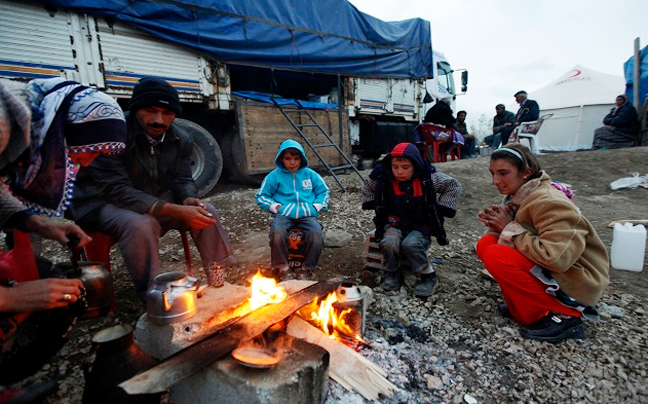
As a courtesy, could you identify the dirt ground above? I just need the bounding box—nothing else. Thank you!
[14,145,648,403]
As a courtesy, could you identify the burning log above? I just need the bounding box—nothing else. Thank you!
[286,316,399,401]
[119,279,340,395]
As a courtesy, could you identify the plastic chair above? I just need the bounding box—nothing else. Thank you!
[415,123,456,163]
[76,230,192,274]
[511,113,553,154]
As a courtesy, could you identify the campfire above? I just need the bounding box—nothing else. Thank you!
[123,274,398,402]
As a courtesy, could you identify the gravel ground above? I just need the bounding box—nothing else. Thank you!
[3,146,648,404]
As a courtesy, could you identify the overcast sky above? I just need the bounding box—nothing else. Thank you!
[347,0,648,133]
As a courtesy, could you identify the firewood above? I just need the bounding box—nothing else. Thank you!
[286,316,399,401]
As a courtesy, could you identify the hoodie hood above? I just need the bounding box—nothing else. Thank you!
[381,142,430,179]
[274,139,308,170]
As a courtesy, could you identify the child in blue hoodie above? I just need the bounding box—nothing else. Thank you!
[255,139,330,280]
[362,142,462,297]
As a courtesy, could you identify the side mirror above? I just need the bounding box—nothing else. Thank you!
[461,71,469,93]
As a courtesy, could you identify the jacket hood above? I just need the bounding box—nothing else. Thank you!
[381,142,429,179]
[274,139,308,169]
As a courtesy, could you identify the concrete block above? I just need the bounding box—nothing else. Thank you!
[170,335,329,404]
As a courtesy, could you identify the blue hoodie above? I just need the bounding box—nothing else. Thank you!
[255,139,330,219]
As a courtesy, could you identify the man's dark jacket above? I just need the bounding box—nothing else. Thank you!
[423,102,456,127]
[69,115,197,222]
[515,99,540,124]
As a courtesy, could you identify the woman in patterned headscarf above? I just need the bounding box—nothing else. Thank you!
[0,78,126,384]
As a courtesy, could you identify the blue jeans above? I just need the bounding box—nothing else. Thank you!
[379,227,430,273]
[269,215,323,271]
[79,202,236,296]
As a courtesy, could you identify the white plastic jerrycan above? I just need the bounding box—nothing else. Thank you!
[610,223,647,272]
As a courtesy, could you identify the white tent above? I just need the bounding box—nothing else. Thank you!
[526,65,625,151]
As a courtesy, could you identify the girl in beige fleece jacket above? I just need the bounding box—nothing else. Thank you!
[476,143,609,343]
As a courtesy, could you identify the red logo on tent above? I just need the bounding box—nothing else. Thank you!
[568,69,581,77]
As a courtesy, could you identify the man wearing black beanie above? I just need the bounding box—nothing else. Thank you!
[70,77,236,301]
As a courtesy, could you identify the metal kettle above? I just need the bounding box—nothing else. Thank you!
[146,271,199,325]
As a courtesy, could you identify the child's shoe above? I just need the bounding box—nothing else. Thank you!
[381,271,401,291]
[413,272,437,297]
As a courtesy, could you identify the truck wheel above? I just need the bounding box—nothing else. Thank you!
[174,118,222,197]
[220,130,263,186]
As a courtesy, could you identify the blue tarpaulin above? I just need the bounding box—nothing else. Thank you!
[37,0,434,79]
[624,45,648,106]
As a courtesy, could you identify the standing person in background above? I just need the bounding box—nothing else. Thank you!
[485,104,515,148]
[70,77,236,300]
[476,143,609,343]
[500,91,539,145]
[454,110,476,158]
[592,94,640,149]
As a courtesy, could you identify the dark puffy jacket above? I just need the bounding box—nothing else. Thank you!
[371,143,448,246]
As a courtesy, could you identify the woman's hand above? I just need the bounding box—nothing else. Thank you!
[0,278,85,312]
[478,205,514,232]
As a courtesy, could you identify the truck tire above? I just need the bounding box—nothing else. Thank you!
[220,129,263,186]
[174,118,222,197]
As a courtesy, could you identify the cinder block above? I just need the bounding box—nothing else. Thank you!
[170,335,329,404]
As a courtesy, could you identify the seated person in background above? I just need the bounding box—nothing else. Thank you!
[423,98,461,158]
[1,77,127,384]
[485,104,515,148]
[362,143,462,297]
[476,143,609,343]
[500,91,539,145]
[255,139,330,281]
[69,77,236,299]
[424,97,456,127]
[454,110,477,158]
[592,94,640,149]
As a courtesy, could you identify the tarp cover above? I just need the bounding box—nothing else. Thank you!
[37,0,434,79]
[624,45,648,106]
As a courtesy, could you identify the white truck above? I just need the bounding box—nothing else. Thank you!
[0,0,467,195]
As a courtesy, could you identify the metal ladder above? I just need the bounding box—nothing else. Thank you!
[271,98,364,191]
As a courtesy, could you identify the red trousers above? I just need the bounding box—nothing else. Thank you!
[476,234,580,325]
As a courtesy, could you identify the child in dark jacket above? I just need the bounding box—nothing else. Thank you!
[362,142,462,296]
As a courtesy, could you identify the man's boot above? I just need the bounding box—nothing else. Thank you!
[381,271,401,291]
[414,272,437,297]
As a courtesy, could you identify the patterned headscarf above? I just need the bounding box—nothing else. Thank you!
[7,78,126,216]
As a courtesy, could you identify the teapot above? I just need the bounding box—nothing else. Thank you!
[146,271,199,324]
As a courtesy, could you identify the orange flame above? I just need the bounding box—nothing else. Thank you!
[300,292,363,343]
[248,271,287,310]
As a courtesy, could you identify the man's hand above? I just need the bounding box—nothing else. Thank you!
[183,197,206,209]
[0,278,85,312]
[160,203,216,229]
[23,216,92,247]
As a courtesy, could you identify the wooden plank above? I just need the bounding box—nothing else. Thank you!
[286,317,399,401]
[119,280,341,395]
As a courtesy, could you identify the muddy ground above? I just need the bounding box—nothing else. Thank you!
[9,146,648,403]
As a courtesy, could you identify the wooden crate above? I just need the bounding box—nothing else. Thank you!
[235,101,351,175]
